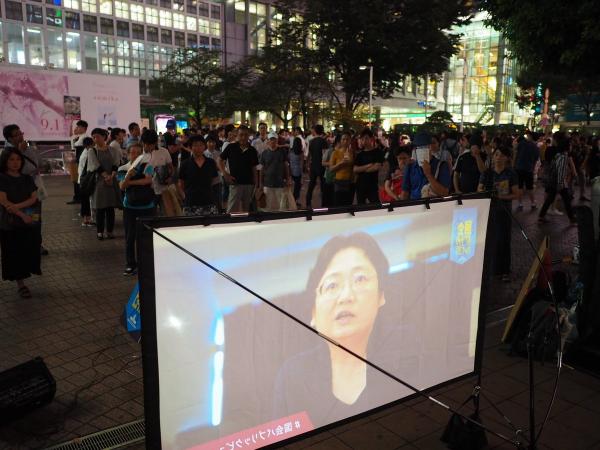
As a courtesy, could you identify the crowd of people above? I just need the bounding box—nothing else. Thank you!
[1,119,599,296]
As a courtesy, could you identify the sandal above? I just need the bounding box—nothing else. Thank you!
[18,286,32,299]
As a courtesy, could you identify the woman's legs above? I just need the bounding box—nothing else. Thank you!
[96,208,106,234]
[106,207,115,233]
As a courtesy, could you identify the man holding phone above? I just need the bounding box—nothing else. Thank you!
[400,132,451,200]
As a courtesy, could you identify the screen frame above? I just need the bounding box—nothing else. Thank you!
[138,193,494,450]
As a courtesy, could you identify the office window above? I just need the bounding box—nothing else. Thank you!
[84,34,98,70]
[65,11,80,29]
[26,4,43,24]
[145,7,158,24]
[210,4,219,19]
[187,33,197,48]
[160,0,170,7]
[173,12,184,29]
[116,20,129,37]
[174,31,185,46]
[198,2,208,17]
[234,1,245,24]
[116,39,129,57]
[131,41,144,58]
[6,22,25,64]
[83,14,97,32]
[146,26,158,41]
[66,32,81,70]
[198,35,208,49]
[114,1,128,18]
[132,58,145,77]
[186,16,197,31]
[186,0,196,14]
[47,8,64,27]
[101,55,116,73]
[146,0,157,4]
[132,23,144,39]
[211,37,220,50]
[198,18,208,34]
[159,46,172,65]
[173,0,183,11]
[99,36,115,54]
[5,0,23,21]
[160,28,172,44]
[160,10,172,28]
[99,0,112,15]
[210,20,220,37]
[100,17,114,35]
[81,0,97,13]
[47,29,65,68]
[131,4,144,21]
[64,0,79,8]
[27,28,45,66]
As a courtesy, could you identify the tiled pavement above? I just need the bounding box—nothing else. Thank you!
[1,175,598,450]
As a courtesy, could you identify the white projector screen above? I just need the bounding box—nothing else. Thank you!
[141,198,491,450]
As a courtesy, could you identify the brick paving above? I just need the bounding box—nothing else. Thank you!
[0,175,598,450]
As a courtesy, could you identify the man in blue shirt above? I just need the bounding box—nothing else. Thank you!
[400,132,451,200]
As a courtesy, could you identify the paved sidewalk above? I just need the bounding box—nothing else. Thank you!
[1,176,598,450]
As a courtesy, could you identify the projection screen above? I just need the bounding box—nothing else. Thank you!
[140,197,491,450]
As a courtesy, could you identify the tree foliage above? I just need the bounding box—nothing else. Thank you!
[285,0,471,116]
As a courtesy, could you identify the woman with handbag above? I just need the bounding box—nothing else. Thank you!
[0,148,42,298]
[86,128,122,240]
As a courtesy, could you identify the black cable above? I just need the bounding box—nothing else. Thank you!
[497,199,563,448]
[147,224,521,447]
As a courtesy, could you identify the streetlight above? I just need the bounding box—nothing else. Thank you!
[359,65,373,127]
[458,58,468,132]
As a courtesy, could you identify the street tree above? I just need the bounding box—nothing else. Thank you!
[287,0,470,121]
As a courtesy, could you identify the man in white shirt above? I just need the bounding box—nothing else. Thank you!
[68,119,88,204]
[109,127,127,164]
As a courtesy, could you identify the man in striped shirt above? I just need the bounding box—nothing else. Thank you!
[538,132,576,224]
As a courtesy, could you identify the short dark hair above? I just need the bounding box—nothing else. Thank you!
[110,127,122,140]
[494,146,512,158]
[359,128,374,139]
[141,129,158,145]
[305,232,390,296]
[224,124,236,134]
[206,135,217,143]
[127,142,143,153]
[91,128,108,139]
[258,122,268,129]
[76,120,88,129]
[82,137,94,148]
[163,133,177,147]
[314,124,324,135]
[3,124,20,141]
[293,126,303,134]
[0,147,24,174]
[128,122,139,133]
[188,135,206,146]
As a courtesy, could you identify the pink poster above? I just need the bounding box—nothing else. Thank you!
[0,71,70,141]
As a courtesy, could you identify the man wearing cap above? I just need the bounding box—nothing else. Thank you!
[453,133,487,194]
[400,132,451,200]
[259,132,290,211]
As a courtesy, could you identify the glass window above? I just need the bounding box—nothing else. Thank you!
[6,22,25,64]
[47,8,64,27]
[210,20,220,37]
[5,0,23,21]
[116,20,129,37]
[159,46,172,65]
[132,58,145,77]
[84,34,98,70]
[406,76,413,94]
[99,36,115,54]
[210,4,219,19]
[187,33,197,48]
[131,41,144,58]
[160,10,172,28]
[114,1,128,18]
[160,0,170,7]
[83,14,97,32]
[173,12,184,29]
[198,1,208,17]
[99,0,112,15]
[132,23,144,39]
[26,4,44,24]
[100,17,114,35]
[186,0,196,14]
[64,0,79,8]
[211,37,221,51]
[47,29,65,68]
[198,35,208,49]
[146,0,157,4]
[174,31,185,46]
[66,31,81,69]
[186,16,197,31]
[65,11,80,29]
[27,28,45,66]
[147,26,158,42]
[234,1,245,24]
[145,7,158,24]
[116,39,129,57]
[173,0,183,11]
[81,0,97,13]
[198,18,209,34]
[131,4,144,21]
[160,28,172,44]
[101,55,116,73]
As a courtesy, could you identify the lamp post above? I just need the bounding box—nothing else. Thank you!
[360,65,373,127]
[459,58,468,132]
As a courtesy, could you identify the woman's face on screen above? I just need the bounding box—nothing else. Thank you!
[313,247,385,344]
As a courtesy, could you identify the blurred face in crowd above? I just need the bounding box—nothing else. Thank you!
[493,149,509,170]
[429,136,440,155]
[258,123,268,136]
[268,137,278,150]
[237,128,250,146]
[92,131,107,146]
[131,125,141,137]
[7,152,23,173]
[396,151,410,171]
[340,134,351,149]
[74,124,86,135]
[128,145,142,163]
[117,130,126,144]
[206,139,216,151]
[191,140,206,158]
[359,134,374,150]
[8,127,24,146]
